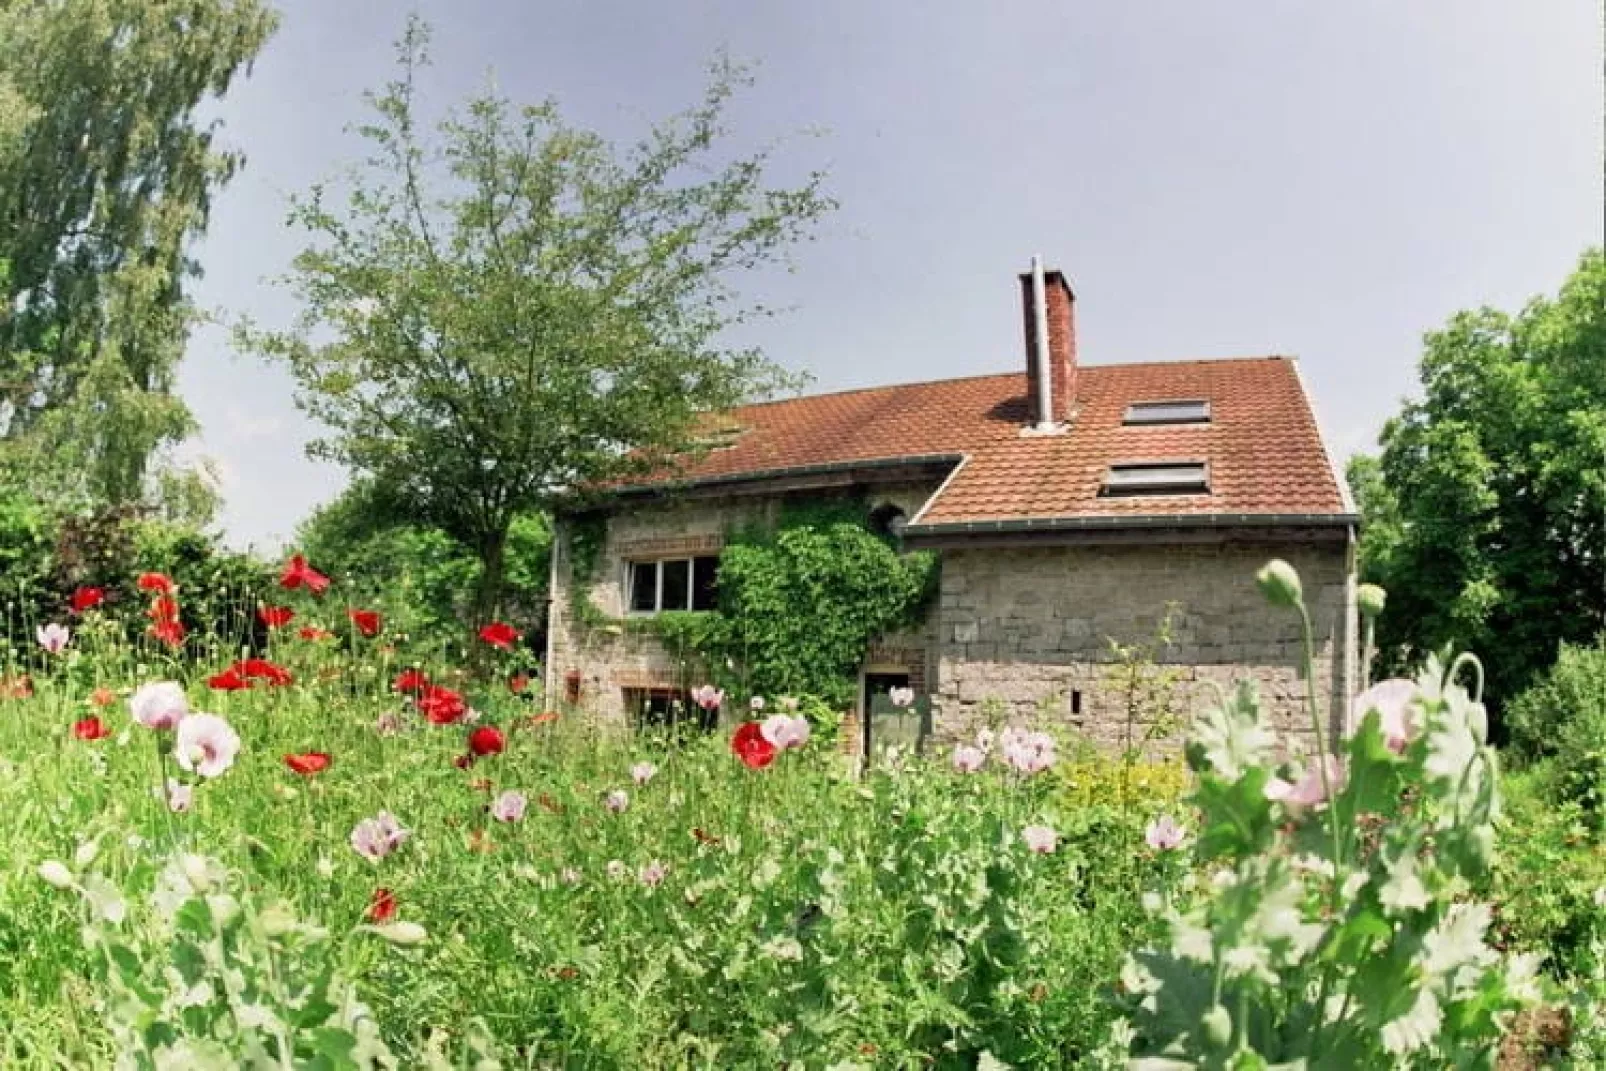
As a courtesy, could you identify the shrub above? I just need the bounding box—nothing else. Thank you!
[1506,637,1606,824]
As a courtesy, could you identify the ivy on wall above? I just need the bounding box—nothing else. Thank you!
[714,519,937,706]
[564,495,937,707]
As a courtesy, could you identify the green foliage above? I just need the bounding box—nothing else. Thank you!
[715,521,937,706]
[1350,249,1606,711]
[1118,564,1539,1067]
[1488,762,1606,980]
[0,637,1179,1066]
[1506,637,1606,829]
[298,481,551,654]
[0,0,276,511]
[40,850,397,1068]
[243,16,833,620]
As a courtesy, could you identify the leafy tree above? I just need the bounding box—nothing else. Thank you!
[297,479,551,655]
[1349,249,1606,711]
[246,18,833,624]
[0,0,277,510]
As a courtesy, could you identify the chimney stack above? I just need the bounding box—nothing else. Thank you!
[1020,261,1077,428]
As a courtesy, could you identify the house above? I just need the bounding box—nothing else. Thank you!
[544,261,1358,752]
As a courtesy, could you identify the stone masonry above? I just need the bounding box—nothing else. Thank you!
[931,541,1356,751]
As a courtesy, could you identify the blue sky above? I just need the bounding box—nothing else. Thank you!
[179,0,1603,550]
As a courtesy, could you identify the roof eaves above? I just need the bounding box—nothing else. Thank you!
[903,511,1361,538]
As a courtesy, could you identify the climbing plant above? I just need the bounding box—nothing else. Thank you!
[714,517,937,707]
[562,497,937,707]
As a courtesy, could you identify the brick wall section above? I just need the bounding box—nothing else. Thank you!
[1020,269,1077,425]
[931,541,1355,750]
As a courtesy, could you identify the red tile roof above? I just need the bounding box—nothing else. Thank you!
[626,356,1353,528]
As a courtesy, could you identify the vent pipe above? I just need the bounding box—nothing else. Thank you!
[1031,255,1054,429]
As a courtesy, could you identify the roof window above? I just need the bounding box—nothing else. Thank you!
[1123,400,1210,425]
[1102,461,1209,496]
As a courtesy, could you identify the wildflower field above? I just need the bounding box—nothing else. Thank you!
[0,558,1598,1069]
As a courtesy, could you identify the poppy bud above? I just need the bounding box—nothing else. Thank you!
[1357,583,1387,620]
[1255,559,1303,610]
[37,860,73,889]
[1202,1003,1232,1048]
[373,921,428,946]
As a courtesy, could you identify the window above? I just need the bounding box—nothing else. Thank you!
[1102,461,1210,496]
[627,555,720,614]
[1123,400,1210,425]
[623,687,715,731]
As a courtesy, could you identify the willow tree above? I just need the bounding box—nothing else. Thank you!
[247,19,832,623]
[0,0,277,512]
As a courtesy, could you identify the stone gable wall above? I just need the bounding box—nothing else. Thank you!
[931,541,1355,751]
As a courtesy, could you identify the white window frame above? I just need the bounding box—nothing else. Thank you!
[626,556,716,615]
[1123,399,1211,425]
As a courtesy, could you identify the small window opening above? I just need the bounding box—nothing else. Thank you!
[1070,689,1082,716]
[1102,461,1210,496]
[869,503,908,539]
[1123,400,1210,425]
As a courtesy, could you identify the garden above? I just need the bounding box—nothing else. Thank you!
[0,552,1600,1068]
[0,3,1601,1067]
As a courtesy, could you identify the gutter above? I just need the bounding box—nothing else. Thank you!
[903,511,1360,539]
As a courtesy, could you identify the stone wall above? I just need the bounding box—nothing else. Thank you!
[931,540,1355,751]
[546,483,939,724]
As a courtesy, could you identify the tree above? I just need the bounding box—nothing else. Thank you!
[245,19,832,625]
[0,0,277,510]
[1348,249,1606,713]
[296,478,550,654]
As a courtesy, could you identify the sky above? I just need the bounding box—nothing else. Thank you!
[179,0,1605,551]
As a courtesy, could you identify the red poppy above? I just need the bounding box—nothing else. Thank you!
[72,716,110,741]
[69,586,106,613]
[366,887,397,923]
[239,658,293,686]
[468,725,506,757]
[297,626,333,641]
[731,721,776,770]
[347,609,382,638]
[508,673,531,696]
[279,554,330,595]
[89,687,116,708]
[478,621,519,650]
[148,618,186,648]
[147,596,180,623]
[393,668,431,695]
[284,752,331,776]
[136,572,175,594]
[208,668,251,691]
[257,605,295,629]
[416,685,467,725]
[453,753,476,770]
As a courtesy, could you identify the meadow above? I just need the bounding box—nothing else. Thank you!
[0,558,1598,1069]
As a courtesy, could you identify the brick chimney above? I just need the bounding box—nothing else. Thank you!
[1019,261,1077,428]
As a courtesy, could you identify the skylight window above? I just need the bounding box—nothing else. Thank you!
[1102,461,1209,496]
[1123,400,1211,425]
